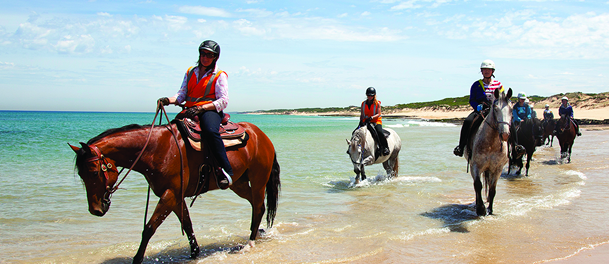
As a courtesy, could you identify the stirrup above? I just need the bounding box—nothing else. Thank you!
[217,168,233,190]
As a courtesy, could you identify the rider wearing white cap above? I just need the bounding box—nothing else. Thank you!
[454,60,506,157]
[543,104,554,120]
[555,96,581,136]
[513,92,532,125]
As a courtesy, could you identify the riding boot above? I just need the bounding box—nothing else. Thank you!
[454,112,476,157]
[575,119,582,136]
[199,111,234,190]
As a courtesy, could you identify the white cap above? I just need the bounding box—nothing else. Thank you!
[561,96,569,101]
[517,92,527,99]
[545,104,550,107]
[480,59,495,69]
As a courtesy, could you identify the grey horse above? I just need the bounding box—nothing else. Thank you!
[465,88,513,216]
[347,126,401,184]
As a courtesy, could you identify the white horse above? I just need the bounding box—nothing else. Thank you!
[465,88,513,216]
[346,126,401,184]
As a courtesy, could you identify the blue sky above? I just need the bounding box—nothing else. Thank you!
[1,0,608,112]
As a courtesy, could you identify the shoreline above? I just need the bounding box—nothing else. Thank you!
[244,106,609,127]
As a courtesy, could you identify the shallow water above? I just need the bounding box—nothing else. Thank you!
[1,111,608,263]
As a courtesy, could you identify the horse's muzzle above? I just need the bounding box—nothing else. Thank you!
[90,198,111,217]
[500,133,509,142]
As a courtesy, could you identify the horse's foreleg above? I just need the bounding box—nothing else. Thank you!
[353,164,361,184]
[525,152,532,176]
[360,165,366,181]
[471,168,486,216]
[487,181,497,215]
[175,203,199,259]
[133,189,177,264]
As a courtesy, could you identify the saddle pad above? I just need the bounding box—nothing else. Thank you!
[182,118,246,141]
[187,132,249,151]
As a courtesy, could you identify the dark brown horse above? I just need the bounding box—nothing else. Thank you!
[69,121,280,263]
[541,118,555,147]
[508,118,543,176]
[555,115,576,163]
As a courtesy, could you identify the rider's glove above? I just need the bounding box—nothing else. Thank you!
[185,106,204,118]
[157,97,170,106]
[477,104,483,112]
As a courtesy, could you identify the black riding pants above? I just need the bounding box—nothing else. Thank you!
[198,110,234,176]
[458,111,483,149]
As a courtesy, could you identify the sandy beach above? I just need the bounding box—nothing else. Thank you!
[383,106,609,122]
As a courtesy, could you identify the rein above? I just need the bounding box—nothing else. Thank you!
[87,102,185,233]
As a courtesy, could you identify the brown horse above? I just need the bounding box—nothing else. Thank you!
[555,115,576,163]
[69,121,280,264]
[541,118,555,147]
[508,118,543,176]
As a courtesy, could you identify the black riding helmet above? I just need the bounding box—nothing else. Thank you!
[199,40,220,58]
[198,40,220,71]
[366,87,376,96]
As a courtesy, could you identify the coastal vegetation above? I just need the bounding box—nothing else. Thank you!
[246,91,609,115]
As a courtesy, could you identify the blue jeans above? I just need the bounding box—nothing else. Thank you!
[198,111,233,176]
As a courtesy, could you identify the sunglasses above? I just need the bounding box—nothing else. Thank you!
[200,53,216,58]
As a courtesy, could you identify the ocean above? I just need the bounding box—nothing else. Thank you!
[1,111,608,263]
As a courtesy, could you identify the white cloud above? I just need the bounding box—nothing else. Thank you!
[338,13,348,18]
[55,34,95,54]
[391,0,423,10]
[236,8,273,17]
[178,6,231,17]
[97,12,112,17]
[438,11,609,59]
[233,19,266,36]
[0,61,15,69]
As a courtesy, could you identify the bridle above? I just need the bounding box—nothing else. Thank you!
[348,127,368,165]
[82,102,184,224]
[86,144,123,204]
[484,102,511,133]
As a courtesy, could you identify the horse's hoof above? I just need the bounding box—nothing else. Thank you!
[190,246,200,259]
[476,207,487,216]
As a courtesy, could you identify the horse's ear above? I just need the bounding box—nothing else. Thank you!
[79,142,92,155]
[346,139,351,145]
[68,143,81,153]
[506,88,512,100]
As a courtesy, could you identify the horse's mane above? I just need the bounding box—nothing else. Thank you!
[87,124,150,145]
[75,124,151,176]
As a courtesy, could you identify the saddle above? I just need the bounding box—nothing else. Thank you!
[364,123,390,159]
[175,113,248,151]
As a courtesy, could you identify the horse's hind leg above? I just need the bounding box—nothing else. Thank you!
[382,155,399,179]
[134,189,179,264]
[231,170,266,247]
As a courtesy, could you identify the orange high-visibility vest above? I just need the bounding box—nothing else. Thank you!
[184,67,226,107]
[361,100,382,125]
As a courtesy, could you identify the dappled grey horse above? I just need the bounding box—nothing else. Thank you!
[347,126,401,184]
[464,88,513,216]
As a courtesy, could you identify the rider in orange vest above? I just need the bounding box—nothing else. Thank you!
[359,87,390,156]
[158,40,233,190]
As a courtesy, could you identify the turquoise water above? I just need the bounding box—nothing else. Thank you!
[1,111,608,263]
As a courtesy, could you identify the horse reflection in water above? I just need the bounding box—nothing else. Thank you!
[346,126,401,184]
[464,88,513,216]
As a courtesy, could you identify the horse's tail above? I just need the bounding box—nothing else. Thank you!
[266,153,281,228]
